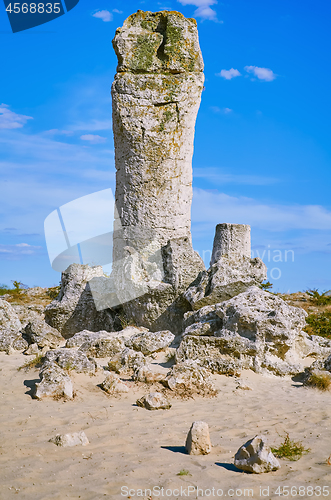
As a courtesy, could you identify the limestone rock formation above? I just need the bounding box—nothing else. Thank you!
[0,300,27,353]
[100,372,129,394]
[211,223,251,264]
[34,362,73,400]
[49,432,89,447]
[177,287,331,376]
[45,264,121,338]
[125,330,175,355]
[165,360,217,396]
[111,10,205,333]
[185,421,212,455]
[184,224,267,310]
[43,348,97,374]
[133,363,167,383]
[108,347,146,375]
[79,336,125,358]
[136,392,171,410]
[234,435,280,473]
[24,319,64,349]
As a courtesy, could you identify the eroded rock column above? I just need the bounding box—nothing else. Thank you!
[110,11,205,331]
[111,10,204,261]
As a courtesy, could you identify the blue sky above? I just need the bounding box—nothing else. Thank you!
[0,0,330,292]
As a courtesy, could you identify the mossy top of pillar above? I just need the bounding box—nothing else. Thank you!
[112,10,204,74]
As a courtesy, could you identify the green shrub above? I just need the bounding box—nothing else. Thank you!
[304,312,331,339]
[305,288,331,306]
[306,373,331,391]
[271,434,310,461]
[260,281,273,291]
[0,284,10,296]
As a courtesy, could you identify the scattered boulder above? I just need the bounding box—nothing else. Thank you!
[12,303,45,328]
[125,330,175,355]
[100,372,129,394]
[108,348,146,375]
[165,361,217,396]
[43,348,97,374]
[133,363,167,384]
[45,264,121,338]
[24,319,64,349]
[185,421,211,455]
[136,392,171,411]
[234,435,280,473]
[34,362,73,400]
[79,336,125,358]
[0,300,27,353]
[23,343,40,356]
[49,431,89,447]
[178,287,331,376]
[183,255,267,311]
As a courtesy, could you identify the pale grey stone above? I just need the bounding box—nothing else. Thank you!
[234,435,280,473]
[108,348,146,375]
[133,364,167,383]
[100,372,129,394]
[178,287,330,376]
[0,300,26,353]
[125,330,175,355]
[45,264,121,338]
[111,11,205,333]
[24,319,64,349]
[185,421,211,455]
[136,392,171,410]
[184,256,267,310]
[165,360,217,396]
[12,304,45,328]
[79,336,125,358]
[211,223,251,264]
[43,348,97,374]
[34,362,73,400]
[50,431,89,447]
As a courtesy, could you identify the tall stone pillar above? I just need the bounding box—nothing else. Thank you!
[110,10,205,331]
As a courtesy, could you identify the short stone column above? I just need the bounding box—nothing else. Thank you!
[210,223,251,265]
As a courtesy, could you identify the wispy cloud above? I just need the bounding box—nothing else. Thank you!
[192,188,331,232]
[194,167,278,185]
[0,104,33,129]
[217,68,241,80]
[210,106,233,114]
[244,66,276,82]
[177,0,219,21]
[80,134,107,144]
[92,10,113,22]
[112,9,123,14]
[0,243,42,258]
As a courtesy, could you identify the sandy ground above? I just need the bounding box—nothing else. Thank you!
[0,351,330,500]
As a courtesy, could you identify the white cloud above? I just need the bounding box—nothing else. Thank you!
[80,134,107,144]
[112,9,123,14]
[210,106,233,114]
[217,68,241,80]
[192,188,331,232]
[92,10,113,22]
[194,168,278,185]
[244,66,276,82]
[0,243,42,257]
[0,104,33,129]
[177,0,218,20]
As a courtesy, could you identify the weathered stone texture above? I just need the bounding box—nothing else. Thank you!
[111,10,205,332]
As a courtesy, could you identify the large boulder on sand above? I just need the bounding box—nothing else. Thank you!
[43,348,97,374]
[24,319,64,349]
[45,264,122,338]
[183,255,267,310]
[125,330,175,355]
[34,362,73,400]
[234,435,280,473]
[0,300,27,353]
[177,287,331,376]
